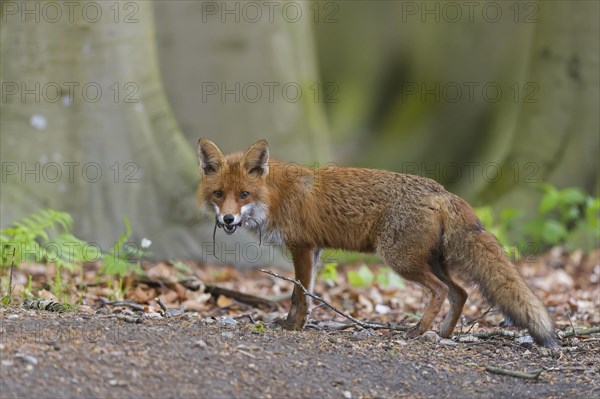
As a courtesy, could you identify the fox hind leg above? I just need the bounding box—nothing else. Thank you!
[430,259,468,338]
[379,219,449,338]
[400,268,449,337]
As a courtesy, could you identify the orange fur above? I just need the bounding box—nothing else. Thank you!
[197,139,557,347]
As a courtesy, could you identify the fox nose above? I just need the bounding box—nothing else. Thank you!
[223,214,235,225]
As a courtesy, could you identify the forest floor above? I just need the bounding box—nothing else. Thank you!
[1,248,599,398]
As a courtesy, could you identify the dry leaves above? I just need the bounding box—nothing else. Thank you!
[2,247,598,332]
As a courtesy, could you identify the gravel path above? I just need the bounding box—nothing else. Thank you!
[1,308,598,398]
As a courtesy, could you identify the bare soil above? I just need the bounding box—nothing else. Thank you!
[1,307,598,399]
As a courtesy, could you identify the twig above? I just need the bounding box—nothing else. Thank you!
[260,269,405,331]
[558,326,600,339]
[565,307,577,337]
[99,297,145,311]
[466,307,493,326]
[463,307,493,335]
[156,296,168,313]
[311,321,357,331]
[543,366,595,372]
[459,325,599,343]
[485,366,543,380]
[456,328,525,340]
[212,218,221,261]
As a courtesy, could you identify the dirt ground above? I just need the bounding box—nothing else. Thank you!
[1,307,598,399]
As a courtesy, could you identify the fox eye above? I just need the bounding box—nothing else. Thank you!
[240,191,249,199]
[213,190,223,198]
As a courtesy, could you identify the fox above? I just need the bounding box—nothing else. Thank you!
[196,138,558,348]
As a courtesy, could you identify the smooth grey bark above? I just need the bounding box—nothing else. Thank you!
[314,1,598,209]
[154,0,331,163]
[0,2,206,260]
[1,1,330,266]
[479,1,600,206]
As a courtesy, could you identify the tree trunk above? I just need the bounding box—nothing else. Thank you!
[1,1,204,259]
[154,0,331,162]
[314,1,599,207]
[478,1,600,207]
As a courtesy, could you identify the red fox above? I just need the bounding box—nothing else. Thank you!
[197,138,557,348]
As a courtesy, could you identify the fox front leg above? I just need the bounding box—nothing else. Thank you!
[276,245,318,330]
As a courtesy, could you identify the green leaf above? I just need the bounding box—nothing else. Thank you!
[111,219,132,255]
[559,188,587,205]
[102,256,130,277]
[250,321,266,333]
[375,267,389,288]
[374,267,404,289]
[563,206,581,222]
[585,197,600,235]
[319,262,338,285]
[347,265,374,287]
[539,189,560,214]
[524,219,545,242]
[541,219,568,245]
[171,260,193,274]
[500,208,521,223]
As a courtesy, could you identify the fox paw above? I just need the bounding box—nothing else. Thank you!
[268,317,305,331]
[403,323,426,340]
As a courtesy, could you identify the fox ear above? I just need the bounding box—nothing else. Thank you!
[242,139,269,177]
[197,138,224,175]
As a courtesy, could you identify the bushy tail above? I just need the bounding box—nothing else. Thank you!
[442,198,558,348]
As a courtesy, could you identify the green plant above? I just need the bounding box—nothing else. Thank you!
[321,249,381,264]
[250,321,266,333]
[374,267,405,290]
[0,209,93,304]
[1,209,150,306]
[320,263,404,289]
[0,209,92,269]
[347,264,374,287]
[100,219,147,277]
[171,260,193,280]
[318,262,339,286]
[475,184,599,254]
[525,184,599,248]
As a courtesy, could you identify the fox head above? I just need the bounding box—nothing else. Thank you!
[197,138,270,235]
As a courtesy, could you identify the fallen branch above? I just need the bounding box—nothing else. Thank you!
[260,269,406,331]
[156,296,168,312]
[204,284,278,311]
[99,297,145,311]
[139,276,278,311]
[543,366,595,372]
[310,321,357,331]
[485,365,543,380]
[458,325,599,344]
[558,326,600,339]
[469,329,525,339]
